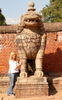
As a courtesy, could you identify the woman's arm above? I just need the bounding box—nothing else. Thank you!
[16,62,22,70]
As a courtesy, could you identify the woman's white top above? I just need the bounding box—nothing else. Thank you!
[8,60,19,73]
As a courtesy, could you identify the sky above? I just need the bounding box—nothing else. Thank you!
[0,0,50,24]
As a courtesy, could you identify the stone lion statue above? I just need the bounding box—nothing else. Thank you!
[16,1,46,78]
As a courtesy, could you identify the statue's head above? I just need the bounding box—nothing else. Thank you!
[20,1,42,27]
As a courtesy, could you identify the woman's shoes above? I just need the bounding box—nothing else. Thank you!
[8,93,15,97]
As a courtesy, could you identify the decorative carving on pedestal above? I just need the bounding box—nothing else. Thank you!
[15,1,48,97]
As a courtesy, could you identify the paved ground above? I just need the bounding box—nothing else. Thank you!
[0,92,62,100]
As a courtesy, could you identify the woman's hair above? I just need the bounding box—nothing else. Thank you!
[9,51,17,61]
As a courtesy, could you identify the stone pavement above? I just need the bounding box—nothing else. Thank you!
[0,92,62,100]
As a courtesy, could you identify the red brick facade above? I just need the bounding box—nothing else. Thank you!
[0,24,62,74]
[43,32,62,73]
[0,33,17,74]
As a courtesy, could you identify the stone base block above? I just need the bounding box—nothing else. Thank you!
[53,77,62,91]
[15,76,48,98]
[0,77,9,93]
[48,77,62,95]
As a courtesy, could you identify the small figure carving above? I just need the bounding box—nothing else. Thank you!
[16,1,46,78]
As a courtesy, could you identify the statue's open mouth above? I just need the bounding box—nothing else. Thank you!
[24,19,40,23]
[24,18,41,26]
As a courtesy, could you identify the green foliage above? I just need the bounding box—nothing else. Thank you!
[0,9,6,25]
[41,0,62,22]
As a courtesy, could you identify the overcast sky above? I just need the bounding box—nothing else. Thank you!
[0,0,50,24]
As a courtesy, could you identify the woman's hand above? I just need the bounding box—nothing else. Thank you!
[16,62,22,70]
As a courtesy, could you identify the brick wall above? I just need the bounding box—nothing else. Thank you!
[0,24,62,74]
[0,33,17,74]
[43,32,62,73]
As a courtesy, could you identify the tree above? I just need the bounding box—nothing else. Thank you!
[0,9,6,25]
[41,0,62,22]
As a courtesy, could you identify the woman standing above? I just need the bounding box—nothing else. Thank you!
[7,52,21,96]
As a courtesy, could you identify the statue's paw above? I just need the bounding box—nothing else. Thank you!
[20,72,27,78]
[35,71,43,77]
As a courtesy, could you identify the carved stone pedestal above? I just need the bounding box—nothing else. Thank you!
[15,76,48,98]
